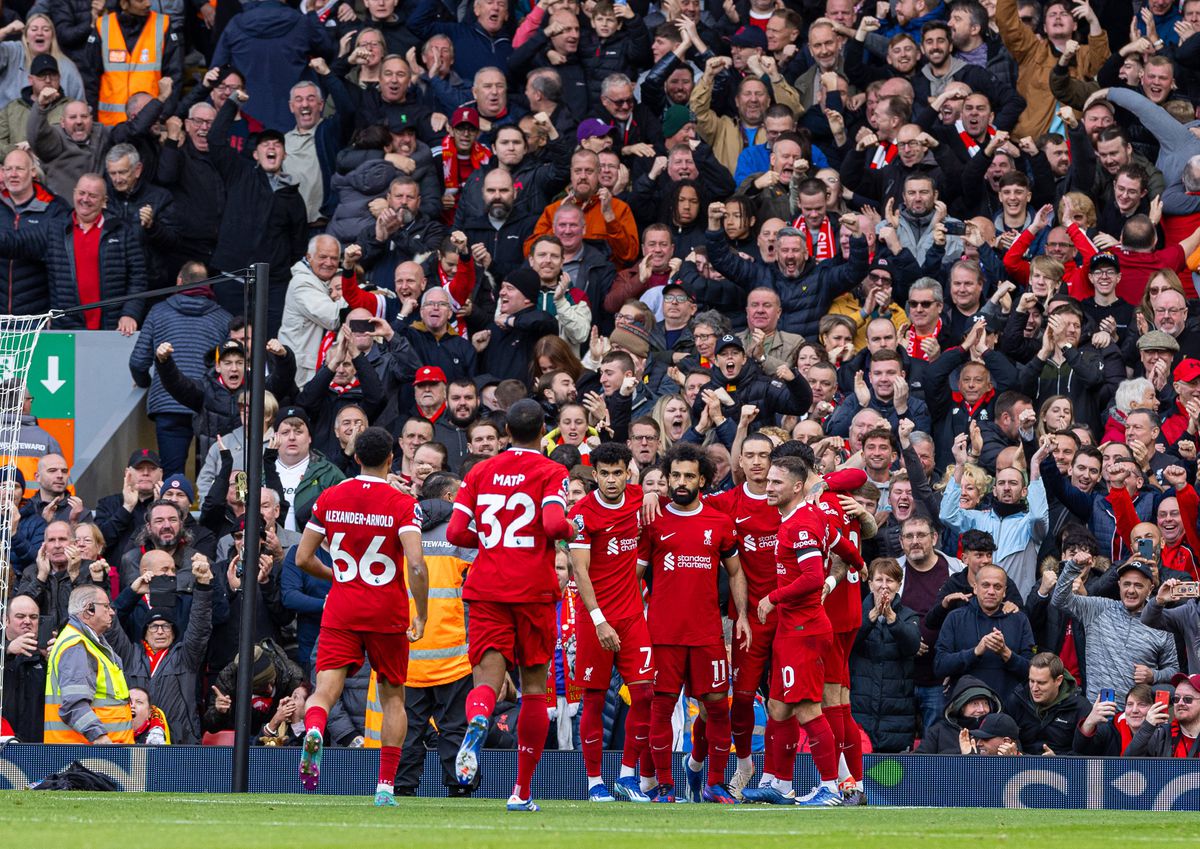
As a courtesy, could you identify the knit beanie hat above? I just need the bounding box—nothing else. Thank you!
[506,266,542,305]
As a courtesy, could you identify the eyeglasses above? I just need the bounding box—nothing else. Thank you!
[1090,269,1117,278]
[902,532,932,540]
[664,295,691,304]
[186,118,213,127]
[693,331,717,340]
[908,299,936,309]
[605,96,635,107]
[896,140,923,149]
[1154,306,1187,316]
[1046,241,1073,249]
[630,434,659,442]
[1173,696,1197,705]
[867,272,892,283]
[147,623,173,632]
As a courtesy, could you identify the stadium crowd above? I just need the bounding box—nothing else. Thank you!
[5,0,1200,799]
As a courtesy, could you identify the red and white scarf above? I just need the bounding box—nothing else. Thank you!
[869,141,897,169]
[955,119,996,157]
[794,215,836,261]
[905,319,941,361]
[440,136,490,189]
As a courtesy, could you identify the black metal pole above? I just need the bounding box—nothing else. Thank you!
[231,262,269,793]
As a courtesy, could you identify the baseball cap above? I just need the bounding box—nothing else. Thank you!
[1089,252,1120,272]
[273,405,311,431]
[1117,560,1155,582]
[716,333,745,354]
[576,117,615,143]
[128,448,162,469]
[386,111,419,134]
[727,25,767,49]
[1174,358,1200,384]
[253,128,286,147]
[413,365,447,385]
[451,106,480,129]
[161,473,195,502]
[215,340,246,361]
[1138,330,1180,353]
[1171,672,1200,691]
[969,713,1020,740]
[663,281,693,302]
[29,55,59,77]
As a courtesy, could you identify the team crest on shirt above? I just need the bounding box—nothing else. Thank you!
[703,529,713,546]
[412,503,425,526]
[583,666,593,681]
[572,514,586,538]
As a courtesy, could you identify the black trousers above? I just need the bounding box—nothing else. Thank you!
[395,673,475,791]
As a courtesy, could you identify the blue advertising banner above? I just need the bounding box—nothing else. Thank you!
[1,746,1198,809]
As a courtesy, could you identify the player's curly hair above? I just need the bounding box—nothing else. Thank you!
[591,442,633,468]
[353,426,393,467]
[660,443,714,488]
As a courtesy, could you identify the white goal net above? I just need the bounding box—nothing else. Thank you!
[0,314,51,737]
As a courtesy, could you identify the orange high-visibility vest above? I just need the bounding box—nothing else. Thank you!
[44,623,134,744]
[363,673,382,749]
[96,10,168,125]
[405,547,470,688]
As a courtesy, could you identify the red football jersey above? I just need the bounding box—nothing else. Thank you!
[819,493,864,632]
[773,502,834,637]
[639,502,738,645]
[706,483,779,616]
[306,475,421,633]
[568,483,646,622]
[453,447,570,604]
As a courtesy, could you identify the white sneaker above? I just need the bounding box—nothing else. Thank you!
[728,760,755,800]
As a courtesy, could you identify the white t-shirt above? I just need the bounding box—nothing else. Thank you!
[276,455,311,532]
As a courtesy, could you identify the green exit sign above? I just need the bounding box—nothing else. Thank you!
[29,333,74,419]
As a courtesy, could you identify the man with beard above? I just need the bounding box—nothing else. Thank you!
[359,175,448,288]
[460,169,537,283]
[690,335,812,432]
[529,149,638,268]
[424,378,481,473]
[706,206,868,341]
[117,500,203,592]
[641,443,748,804]
[942,434,1052,597]
[915,30,1024,143]
[947,0,1018,89]
[536,370,577,423]
[454,118,569,226]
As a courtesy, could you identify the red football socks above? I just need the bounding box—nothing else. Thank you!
[378,745,401,787]
[771,716,799,782]
[465,684,497,724]
[691,715,708,765]
[803,714,839,782]
[650,693,677,786]
[622,682,653,770]
[839,707,864,782]
[763,717,780,776]
[304,706,327,735]
[730,695,755,758]
[704,699,732,787]
[825,702,846,753]
[581,690,606,777]
[513,693,550,799]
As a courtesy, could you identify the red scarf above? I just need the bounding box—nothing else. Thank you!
[951,386,995,417]
[869,142,897,169]
[955,119,996,157]
[905,320,941,360]
[440,136,490,189]
[143,642,169,675]
[794,215,836,261]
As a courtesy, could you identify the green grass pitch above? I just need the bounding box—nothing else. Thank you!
[2,793,1199,848]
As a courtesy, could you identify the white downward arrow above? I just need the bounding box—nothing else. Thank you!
[41,356,65,393]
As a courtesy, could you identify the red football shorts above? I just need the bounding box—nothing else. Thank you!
[825,629,856,689]
[466,600,556,669]
[316,626,409,686]
[653,643,729,698]
[771,632,831,704]
[573,611,655,689]
[731,613,776,697]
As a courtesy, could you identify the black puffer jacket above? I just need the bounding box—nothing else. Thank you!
[1005,670,1092,755]
[690,359,812,431]
[0,212,147,329]
[202,638,305,735]
[916,674,1004,753]
[849,594,922,753]
[157,356,240,447]
[0,182,70,315]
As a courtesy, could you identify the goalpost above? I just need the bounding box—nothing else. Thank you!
[0,314,52,736]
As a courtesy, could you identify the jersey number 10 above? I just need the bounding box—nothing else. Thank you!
[330,532,397,585]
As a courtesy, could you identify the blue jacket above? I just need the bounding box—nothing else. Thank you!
[129,293,232,416]
[212,0,335,132]
[409,0,513,80]
[734,144,828,189]
[933,596,1035,699]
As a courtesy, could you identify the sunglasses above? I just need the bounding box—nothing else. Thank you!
[908,299,936,309]
[1173,696,1197,705]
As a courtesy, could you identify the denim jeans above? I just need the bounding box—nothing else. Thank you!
[914,685,945,736]
[153,413,195,479]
